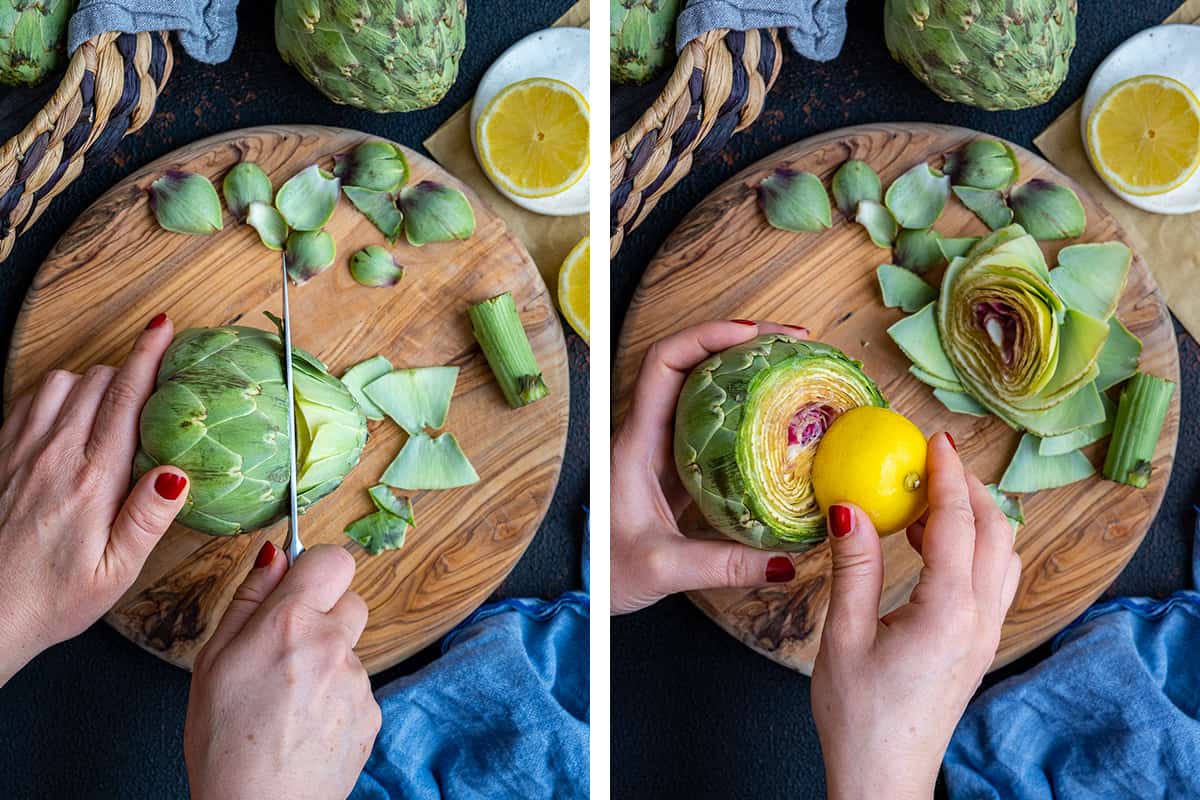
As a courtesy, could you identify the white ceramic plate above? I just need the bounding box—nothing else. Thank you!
[1081,24,1200,214]
[470,27,590,217]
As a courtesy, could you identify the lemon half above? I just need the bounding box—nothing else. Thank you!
[557,236,589,343]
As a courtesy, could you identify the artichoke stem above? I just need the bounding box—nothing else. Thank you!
[468,292,548,409]
[1102,372,1175,488]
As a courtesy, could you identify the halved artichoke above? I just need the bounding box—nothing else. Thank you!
[673,335,886,551]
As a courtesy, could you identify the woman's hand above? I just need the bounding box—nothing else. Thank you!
[185,542,381,800]
[0,315,189,686]
[611,319,810,614]
[812,433,1021,800]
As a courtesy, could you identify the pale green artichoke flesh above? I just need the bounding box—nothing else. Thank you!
[275,0,467,113]
[611,0,681,85]
[0,0,72,87]
[135,326,368,536]
[673,335,886,552]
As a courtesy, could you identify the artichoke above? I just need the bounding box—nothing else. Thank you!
[883,0,1077,111]
[611,0,680,85]
[134,325,368,536]
[275,0,467,113]
[674,335,886,552]
[0,0,72,87]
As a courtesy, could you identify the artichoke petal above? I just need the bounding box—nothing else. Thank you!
[952,186,1013,230]
[223,163,274,222]
[999,433,1095,493]
[933,388,990,417]
[343,187,404,242]
[894,228,945,273]
[381,432,480,490]
[363,366,459,435]
[400,181,476,246]
[884,162,949,229]
[832,159,883,217]
[1096,318,1143,391]
[877,263,936,312]
[758,169,832,233]
[938,236,980,260]
[246,202,288,250]
[349,245,404,288]
[284,230,336,284]
[275,165,341,231]
[340,355,393,421]
[1049,241,1131,320]
[333,140,409,193]
[149,172,223,235]
[945,139,1020,190]
[855,200,897,247]
[344,510,409,555]
[1009,179,1086,240]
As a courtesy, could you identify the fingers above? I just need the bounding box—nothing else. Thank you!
[0,392,33,449]
[967,473,1016,603]
[87,315,174,465]
[51,365,117,443]
[823,503,884,651]
[326,591,369,646]
[102,466,189,582]
[1000,552,1022,615]
[645,536,795,597]
[918,433,976,591]
[263,544,357,615]
[22,369,79,444]
[200,539,289,663]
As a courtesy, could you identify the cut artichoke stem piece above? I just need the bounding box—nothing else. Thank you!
[933,388,989,417]
[884,162,950,229]
[1039,393,1116,457]
[223,163,273,221]
[1009,179,1086,240]
[368,484,415,525]
[284,230,336,285]
[382,432,480,490]
[758,169,832,233]
[1103,372,1175,488]
[855,200,898,247]
[343,187,404,242]
[952,186,1013,230]
[910,365,962,392]
[340,355,394,421]
[999,433,1096,493]
[344,510,409,555]
[938,236,979,260]
[468,292,548,409]
[333,140,409,193]
[1096,318,1142,391]
[400,181,476,246]
[832,159,882,217]
[674,334,887,552]
[1049,241,1131,321]
[246,202,288,250]
[894,228,945,273]
[877,264,936,312]
[985,484,1025,533]
[944,140,1020,191]
[349,245,404,288]
[275,165,340,231]
[149,171,223,234]
[363,366,460,435]
[887,302,957,383]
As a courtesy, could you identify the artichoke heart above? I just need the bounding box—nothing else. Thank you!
[135,325,368,536]
[673,335,886,551]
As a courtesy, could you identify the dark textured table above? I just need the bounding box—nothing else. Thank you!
[612,2,1197,798]
[0,3,585,798]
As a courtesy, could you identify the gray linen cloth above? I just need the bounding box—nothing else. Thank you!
[677,0,848,62]
[67,0,240,64]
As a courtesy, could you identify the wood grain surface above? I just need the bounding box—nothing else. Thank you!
[613,123,1180,676]
[6,125,569,674]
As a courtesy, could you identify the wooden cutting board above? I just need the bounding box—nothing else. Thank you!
[613,123,1180,676]
[5,125,570,674]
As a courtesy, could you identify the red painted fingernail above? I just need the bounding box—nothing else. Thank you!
[153,472,187,500]
[730,319,756,326]
[146,313,167,330]
[945,432,957,451]
[254,540,276,569]
[829,505,853,538]
[765,556,795,583]
[785,324,809,336]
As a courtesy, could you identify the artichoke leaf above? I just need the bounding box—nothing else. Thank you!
[1039,393,1116,457]
[1049,242,1132,321]
[855,200,898,247]
[999,433,1095,493]
[985,484,1025,532]
[1001,381,1107,438]
[340,355,394,421]
[933,388,989,417]
[223,163,274,221]
[1015,308,1109,408]
[368,485,415,525]
[344,511,409,555]
[343,187,404,242]
[275,165,340,231]
[887,302,957,382]
[149,172,223,235]
[885,162,950,229]
[894,228,945,273]
[381,432,480,490]
[758,169,832,233]
[939,236,979,260]
[284,230,336,285]
[945,140,1020,191]
[952,186,1013,230]
[1009,179,1086,240]
[1096,318,1142,391]
[333,141,409,193]
[877,264,937,312]
[246,202,288,250]
[364,367,460,435]
[400,181,477,245]
[833,160,882,217]
[910,365,963,392]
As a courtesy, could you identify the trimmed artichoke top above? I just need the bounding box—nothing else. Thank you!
[135,326,368,536]
[673,334,886,552]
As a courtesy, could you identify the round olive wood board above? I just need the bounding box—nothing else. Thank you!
[6,125,569,674]
[613,123,1180,676]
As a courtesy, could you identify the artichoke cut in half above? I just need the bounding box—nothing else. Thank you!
[673,335,886,551]
[135,325,368,536]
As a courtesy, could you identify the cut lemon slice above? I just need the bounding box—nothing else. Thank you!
[476,77,589,199]
[1086,74,1200,196]
[557,236,589,344]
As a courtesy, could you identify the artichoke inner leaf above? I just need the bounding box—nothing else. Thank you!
[1049,241,1132,321]
[999,433,1096,493]
[1096,318,1143,391]
[887,302,958,382]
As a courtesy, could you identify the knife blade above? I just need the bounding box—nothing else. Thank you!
[281,254,303,564]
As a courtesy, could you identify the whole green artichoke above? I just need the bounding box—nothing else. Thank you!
[673,335,886,552]
[275,0,467,113]
[883,0,1077,111]
[611,0,680,85]
[134,326,368,536]
[0,0,73,87]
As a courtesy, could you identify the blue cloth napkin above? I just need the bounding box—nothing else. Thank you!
[943,512,1200,798]
[68,0,239,64]
[676,0,848,62]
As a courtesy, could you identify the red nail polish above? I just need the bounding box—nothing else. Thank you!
[785,324,809,336]
[730,319,756,326]
[829,505,853,538]
[945,432,957,451]
[146,313,167,330]
[255,540,276,569]
[153,472,187,500]
[765,556,795,583]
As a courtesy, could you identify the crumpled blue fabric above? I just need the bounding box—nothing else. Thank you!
[352,524,590,800]
[68,0,239,64]
[943,511,1200,798]
[676,0,848,62]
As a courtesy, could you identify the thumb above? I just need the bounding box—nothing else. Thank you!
[651,536,797,596]
[197,539,288,666]
[823,503,884,650]
[105,466,189,581]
